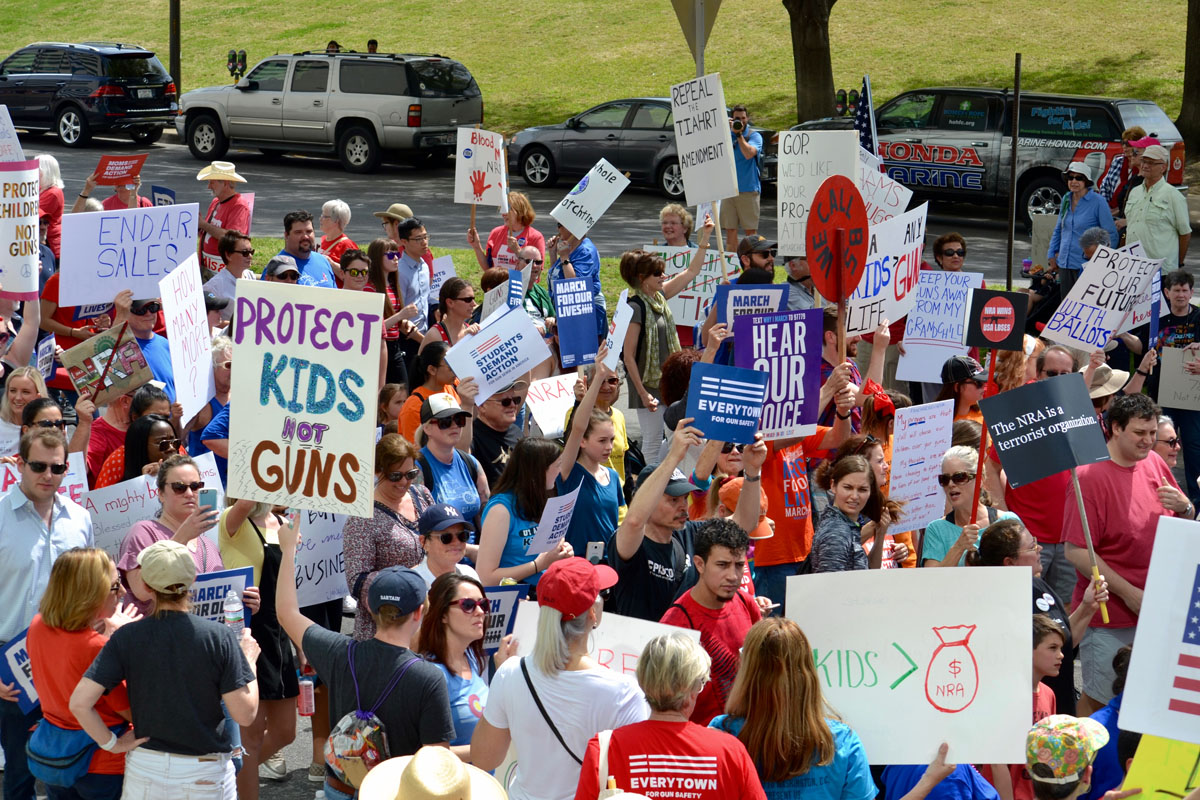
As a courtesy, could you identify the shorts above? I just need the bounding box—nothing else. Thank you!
[121,748,235,800]
[1080,625,1136,704]
[719,192,761,231]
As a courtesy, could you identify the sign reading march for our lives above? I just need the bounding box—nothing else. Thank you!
[525,484,582,555]
[229,282,383,520]
[0,159,40,301]
[0,630,38,712]
[1043,244,1161,351]
[888,400,954,534]
[733,309,821,440]
[846,203,928,335]
[482,584,529,656]
[189,566,254,624]
[525,374,577,439]
[775,130,858,257]
[59,202,199,307]
[552,277,597,368]
[295,510,349,607]
[445,306,551,405]
[160,253,216,424]
[713,284,788,330]
[895,270,982,384]
[669,72,738,206]
[550,159,630,239]
[454,127,507,207]
[646,245,741,328]
[150,185,176,206]
[978,373,1109,489]
[685,361,769,444]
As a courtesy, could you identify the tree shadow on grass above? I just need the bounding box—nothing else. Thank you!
[935,51,1176,104]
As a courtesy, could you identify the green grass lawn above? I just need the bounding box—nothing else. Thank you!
[0,0,1185,135]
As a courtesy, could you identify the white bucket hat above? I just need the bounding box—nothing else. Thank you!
[195,161,246,182]
[357,747,506,800]
[1061,161,1093,184]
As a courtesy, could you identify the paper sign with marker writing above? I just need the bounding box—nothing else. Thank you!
[713,284,788,329]
[295,510,349,607]
[858,163,912,224]
[429,255,456,300]
[36,335,56,381]
[1042,244,1160,350]
[847,203,928,335]
[732,309,821,439]
[445,306,551,405]
[0,106,23,162]
[552,277,597,368]
[776,130,858,256]
[685,361,769,445]
[603,290,633,371]
[61,325,152,407]
[482,584,529,655]
[526,484,581,555]
[0,159,40,301]
[669,73,738,206]
[454,127,507,207]
[59,203,199,306]
[0,630,38,713]
[480,270,524,328]
[189,566,254,624]
[785,567,1030,764]
[887,400,954,534]
[645,245,740,328]
[160,253,216,424]
[550,159,630,239]
[1158,347,1200,411]
[150,185,175,206]
[0,452,86,509]
[895,270,982,384]
[94,154,148,185]
[1114,241,1160,336]
[1123,734,1200,796]
[525,374,578,438]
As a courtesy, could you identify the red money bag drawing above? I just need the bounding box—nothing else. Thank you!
[924,625,979,713]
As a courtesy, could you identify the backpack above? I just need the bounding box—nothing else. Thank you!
[416,451,479,497]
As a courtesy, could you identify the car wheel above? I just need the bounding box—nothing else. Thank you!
[338,125,380,173]
[186,113,228,160]
[129,127,163,145]
[55,107,91,147]
[520,146,557,188]
[1019,174,1066,228]
[658,159,685,200]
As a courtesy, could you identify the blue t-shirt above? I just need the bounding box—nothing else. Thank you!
[554,462,624,562]
[549,238,606,336]
[419,447,481,525]
[881,764,999,800]
[923,511,1018,566]
[136,333,176,401]
[482,491,541,585]
[200,402,230,487]
[435,655,488,747]
[188,396,226,460]
[277,248,335,288]
[1080,693,1123,800]
[709,716,875,800]
[732,128,764,193]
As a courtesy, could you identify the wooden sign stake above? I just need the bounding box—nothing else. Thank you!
[1069,465,1111,624]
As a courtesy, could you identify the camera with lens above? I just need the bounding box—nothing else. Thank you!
[731,118,745,133]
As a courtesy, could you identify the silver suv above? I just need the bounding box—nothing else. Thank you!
[175,50,482,173]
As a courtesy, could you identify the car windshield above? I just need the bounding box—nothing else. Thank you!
[406,60,479,98]
[1118,102,1181,140]
[105,54,167,79]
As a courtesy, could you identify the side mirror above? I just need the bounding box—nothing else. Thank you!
[236,77,254,90]
[565,117,578,129]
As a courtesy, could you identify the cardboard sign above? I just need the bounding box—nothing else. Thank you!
[732,309,821,439]
[858,164,912,224]
[0,451,87,506]
[669,73,738,206]
[94,154,148,186]
[150,185,175,206]
[887,400,955,534]
[35,335,56,381]
[0,106,23,162]
[61,326,152,407]
[525,374,578,439]
[685,361,769,444]
[806,175,869,304]
[189,566,254,624]
[1123,734,1200,797]
[776,130,858,257]
[713,284,788,328]
[965,289,1027,351]
[454,127,507,207]
[1042,244,1161,350]
[603,290,634,371]
[895,271,982,384]
[295,509,349,607]
[552,277,597,368]
[526,484,582,555]
[978,373,1109,489]
[1158,347,1200,411]
[1119,518,1200,744]
[444,306,551,405]
[785,568,1031,764]
[482,584,529,655]
[59,203,199,306]
[229,282,383,519]
[480,270,523,328]
[429,255,455,301]
[0,629,37,713]
[847,203,928,334]
[0,159,40,301]
[159,253,216,424]
[550,158,630,239]
[647,245,741,328]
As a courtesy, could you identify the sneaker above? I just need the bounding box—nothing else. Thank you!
[308,762,325,783]
[260,754,288,781]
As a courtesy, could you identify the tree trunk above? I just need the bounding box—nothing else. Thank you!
[782,0,837,125]
[1177,0,1200,155]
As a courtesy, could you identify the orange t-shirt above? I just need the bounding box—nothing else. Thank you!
[399,384,459,443]
[757,429,829,567]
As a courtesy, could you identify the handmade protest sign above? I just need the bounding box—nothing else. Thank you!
[888,400,955,534]
[480,270,523,327]
[0,451,86,505]
[0,631,37,713]
[35,335,55,381]
[0,159,40,301]
[846,203,928,334]
[712,284,788,328]
[603,290,634,371]
[895,271,982,383]
[526,484,582,555]
[858,164,912,224]
[806,174,869,304]
[429,255,456,301]
[669,73,738,206]
[190,566,254,624]
[295,510,349,607]
[1158,347,1200,411]
[777,130,858,256]
[1042,244,1161,350]
[785,567,1030,764]
[0,106,23,162]
[552,277,597,368]
[1119,517,1200,744]
[732,309,821,439]
[454,127,507,207]
[685,361,769,444]
[965,289,1027,351]
[1123,734,1200,796]
[646,245,740,327]
[445,306,551,404]
[1114,242,1160,337]
[61,326,152,407]
[59,202,199,306]
[160,253,216,423]
[482,584,529,655]
[94,154,148,185]
[229,282,383,519]
[150,185,175,206]
[525,374,578,438]
[550,158,630,239]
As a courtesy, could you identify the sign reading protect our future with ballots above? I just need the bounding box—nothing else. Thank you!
[685,361,768,444]
[229,281,383,519]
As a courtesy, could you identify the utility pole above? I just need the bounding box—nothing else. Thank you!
[169,0,181,89]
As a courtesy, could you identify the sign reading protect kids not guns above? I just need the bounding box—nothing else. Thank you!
[228,282,384,519]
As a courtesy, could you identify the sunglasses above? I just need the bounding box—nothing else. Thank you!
[650,269,666,277]
[1042,369,1067,377]
[1158,437,1182,449]
[520,258,545,266]
[156,437,181,453]
[962,379,985,388]
[452,597,490,614]
[233,248,255,257]
[453,295,476,304]
[386,468,421,482]
[721,443,742,454]
[1065,173,1087,182]
[492,396,521,408]
[941,248,965,257]
[131,302,162,315]
[599,587,612,602]
[385,251,401,260]
[433,413,470,430]
[26,460,68,475]
[937,471,976,487]
[31,419,66,430]
[852,433,880,454]
[603,376,620,386]
[433,531,471,545]
[344,268,368,278]
[169,480,205,494]
[755,249,778,259]
[275,273,300,282]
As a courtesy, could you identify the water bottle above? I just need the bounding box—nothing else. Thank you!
[223,590,244,636]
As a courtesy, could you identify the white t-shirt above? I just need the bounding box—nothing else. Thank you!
[202,268,256,303]
[484,658,648,800]
[412,558,479,589]
[0,417,21,457]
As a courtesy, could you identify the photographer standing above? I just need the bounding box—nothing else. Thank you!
[721,105,763,252]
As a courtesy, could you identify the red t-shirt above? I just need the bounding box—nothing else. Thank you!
[989,444,1071,545]
[86,417,127,485]
[200,193,253,273]
[574,720,767,800]
[1062,452,1180,628]
[319,234,358,268]
[41,273,111,347]
[40,187,63,259]
[27,615,130,774]
[485,224,545,270]
[985,684,1056,799]
[757,431,828,567]
[101,195,154,211]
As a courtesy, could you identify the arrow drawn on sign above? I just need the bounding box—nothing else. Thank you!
[890,642,918,689]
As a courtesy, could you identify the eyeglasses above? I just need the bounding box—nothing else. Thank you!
[156,438,181,453]
[721,443,742,454]
[937,471,976,486]
[433,413,470,430]
[941,248,965,257]
[109,581,122,595]
[599,587,612,602]
[344,268,369,278]
[520,258,544,266]
[386,468,421,482]
[433,531,471,545]
[452,597,490,614]
[131,302,162,315]
[1018,544,1042,554]
[1065,174,1086,182]
[406,234,430,242]
[1158,437,1182,449]
[385,251,401,260]
[453,295,476,304]
[233,248,255,257]
[26,460,68,475]
[31,419,66,430]
[1042,369,1067,377]
[169,481,205,494]
[491,396,520,408]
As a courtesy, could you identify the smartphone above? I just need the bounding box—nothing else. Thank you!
[198,488,218,512]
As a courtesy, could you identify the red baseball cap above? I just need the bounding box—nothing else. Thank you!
[537,557,619,621]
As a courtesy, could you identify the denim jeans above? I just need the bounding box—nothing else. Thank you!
[752,563,798,614]
[0,698,40,800]
[323,779,354,800]
[45,773,123,800]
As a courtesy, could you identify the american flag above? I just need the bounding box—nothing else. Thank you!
[854,75,879,156]
[1170,565,1200,716]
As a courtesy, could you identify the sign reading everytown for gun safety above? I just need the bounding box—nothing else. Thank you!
[454,127,507,207]
[670,72,738,206]
[444,306,551,404]
[646,245,741,328]
[552,277,597,368]
[775,130,858,257]
[1043,244,1161,350]
[685,361,769,444]
[846,202,928,335]
[160,253,216,424]
[895,270,982,384]
[0,159,40,301]
[59,203,199,306]
[733,309,821,439]
[228,281,383,519]
[550,159,630,239]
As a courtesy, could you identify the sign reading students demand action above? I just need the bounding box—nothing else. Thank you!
[978,373,1109,488]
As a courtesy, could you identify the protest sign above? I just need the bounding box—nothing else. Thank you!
[525,374,578,438]
[35,334,55,381]
[160,253,216,423]
[978,373,1109,489]
[190,566,254,624]
[61,325,152,406]
[806,175,869,305]
[895,271,982,383]
[964,289,1027,351]
[550,158,630,239]
[0,159,40,301]
[94,154,148,186]
[73,301,113,321]
[552,277,598,368]
[732,309,821,439]
[150,185,175,206]
[1119,517,1200,743]
[454,127,507,207]
[0,630,37,713]
[1114,242,1160,336]
[1123,734,1200,797]
[59,202,199,306]
[295,509,349,607]
[480,270,524,328]
[229,282,383,519]
[887,400,954,534]
[859,146,883,174]
[669,73,738,206]
[603,290,634,371]
[785,567,1030,764]
[646,245,740,328]
[0,451,86,506]
[0,106,23,162]
[858,163,912,224]
[526,484,581,555]
[846,203,928,334]
[712,284,788,328]
[445,306,551,404]
[685,361,769,444]
[776,130,858,256]
[482,584,529,655]
[429,255,455,300]
[1042,244,1161,350]
[1158,347,1200,411]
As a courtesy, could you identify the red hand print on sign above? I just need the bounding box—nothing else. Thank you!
[469,170,491,202]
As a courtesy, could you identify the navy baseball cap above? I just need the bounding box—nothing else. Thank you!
[636,464,698,497]
[418,503,474,537]
[367,567,427,615]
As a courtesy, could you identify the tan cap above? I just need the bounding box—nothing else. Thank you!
[137,540,196,592]
[373,203,414,222]
[195,161,246,183]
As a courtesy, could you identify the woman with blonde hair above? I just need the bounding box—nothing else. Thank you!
[0,365,49,455]
[659,203,694,247]
[922,445,1018,567]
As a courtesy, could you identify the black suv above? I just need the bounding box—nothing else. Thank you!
[0,41,177,147]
